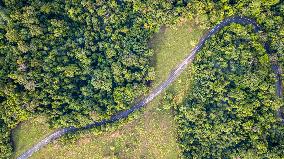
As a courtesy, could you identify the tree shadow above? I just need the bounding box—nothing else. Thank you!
[148,25,167,69]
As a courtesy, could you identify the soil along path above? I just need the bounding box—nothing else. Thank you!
[17,16,283,159]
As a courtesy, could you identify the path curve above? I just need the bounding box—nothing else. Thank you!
[17,16,283,159]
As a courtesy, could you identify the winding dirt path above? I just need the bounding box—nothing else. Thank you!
[17,16,283,159]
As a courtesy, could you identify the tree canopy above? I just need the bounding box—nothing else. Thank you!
[0,0,187,158]
[175,24,284,158]
[1,0,284,158]
[171,0,284,158]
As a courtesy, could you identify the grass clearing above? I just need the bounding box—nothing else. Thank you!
[11,116,54,158]
[12,19,205,159]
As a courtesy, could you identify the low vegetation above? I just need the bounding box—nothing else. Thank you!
[11,116,53,158]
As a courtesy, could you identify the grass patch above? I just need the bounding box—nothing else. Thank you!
[11,116,54,158]
[150,21,203,87]
[12,19,205,159]
[29,107,179,159]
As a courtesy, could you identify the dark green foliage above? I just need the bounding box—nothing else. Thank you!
[1,0,284,158]
[0,0,187,158]
[176,24,284,158]
[173,1,284,158]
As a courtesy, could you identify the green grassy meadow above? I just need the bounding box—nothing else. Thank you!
[11,116,54,158]
[12,19,205,159]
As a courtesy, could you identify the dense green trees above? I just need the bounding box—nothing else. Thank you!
[0,0,188,158]
[170,0,284,158]
[175,24,284,158]
[1,0,284,158]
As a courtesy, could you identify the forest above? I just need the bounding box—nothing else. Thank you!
[169,0,284,158]
[1,0,284,158]
[174,23,284,158]
[0,0,186,158]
